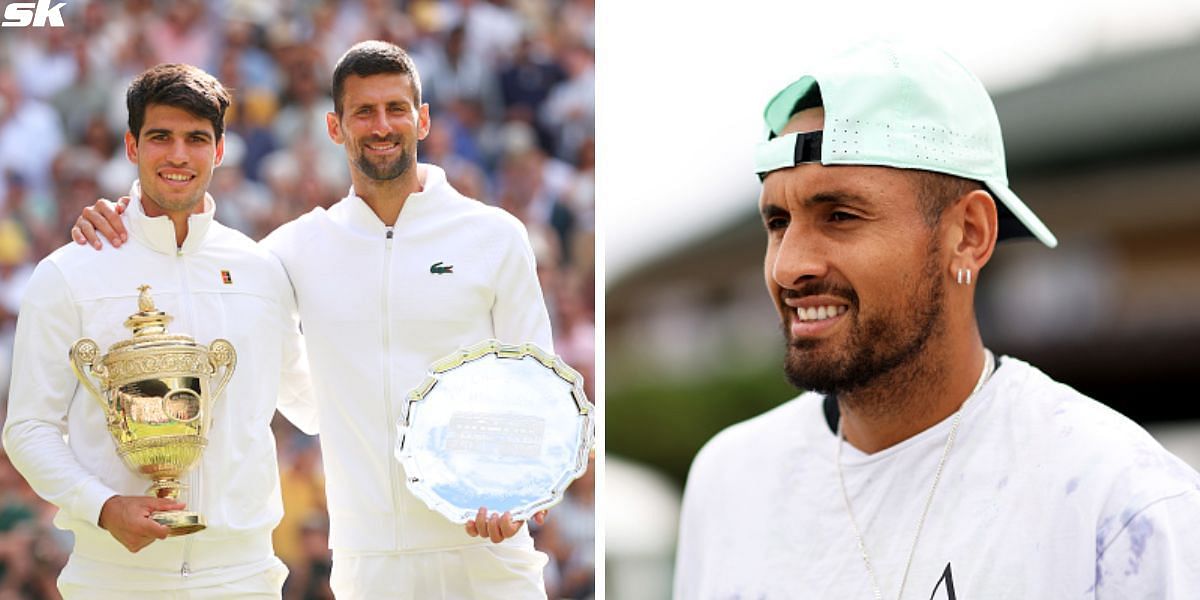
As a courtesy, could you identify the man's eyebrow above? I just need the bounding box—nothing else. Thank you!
[143,128,212,139]
[761,190,872,217]
[805,191,871,208]
[352,99,411,108]
[760,202,788,220]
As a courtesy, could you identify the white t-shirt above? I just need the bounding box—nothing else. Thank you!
[675,356,1200,599]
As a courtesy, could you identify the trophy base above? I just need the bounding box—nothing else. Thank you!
[151,510,206,536]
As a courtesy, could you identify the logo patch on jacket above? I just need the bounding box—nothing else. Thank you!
[430,262,454,275]
[220,270,233,284]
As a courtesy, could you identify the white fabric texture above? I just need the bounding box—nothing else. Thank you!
[675,356,1200,599]
[58,557,289,599]
[261,163,553,556]
[3,182,316,590]
[330,541,548,600]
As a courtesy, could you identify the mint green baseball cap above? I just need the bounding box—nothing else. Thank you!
[755,38,1057,248]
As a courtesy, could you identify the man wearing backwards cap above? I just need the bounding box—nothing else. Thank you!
[674,38,1200,599]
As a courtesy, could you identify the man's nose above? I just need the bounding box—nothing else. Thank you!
[771,225,830,288]
[371,109,393,138]
[167,139,189,164]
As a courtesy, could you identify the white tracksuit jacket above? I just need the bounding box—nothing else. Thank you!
[3,183,317,590]
[261,164,553,553]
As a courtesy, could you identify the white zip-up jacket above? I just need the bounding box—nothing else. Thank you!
[3,183,317,590]
[262,164,553,552]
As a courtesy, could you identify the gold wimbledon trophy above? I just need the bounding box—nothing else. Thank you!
[69,285,235,536]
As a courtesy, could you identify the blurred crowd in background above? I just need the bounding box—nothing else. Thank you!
[0,0,595,598]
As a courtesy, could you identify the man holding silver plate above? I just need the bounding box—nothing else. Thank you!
[4,64,317,598]
[255,41,569,600]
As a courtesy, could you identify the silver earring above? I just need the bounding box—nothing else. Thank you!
[956,268,972,285]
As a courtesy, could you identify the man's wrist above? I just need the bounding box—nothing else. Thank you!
[97,494,120,529]
[72,479,121,529]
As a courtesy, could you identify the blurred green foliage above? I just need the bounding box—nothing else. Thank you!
[607,364,799,488]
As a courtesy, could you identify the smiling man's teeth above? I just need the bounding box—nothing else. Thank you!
[367,143,397,150]
[163,173,191,182]
[796,305,847,322]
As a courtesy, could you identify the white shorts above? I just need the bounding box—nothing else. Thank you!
[58,560,288,599]
[331,544,549,600]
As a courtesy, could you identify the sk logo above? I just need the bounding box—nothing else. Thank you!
[2,0,67,27]
[430,262,454,275]
[220,270,233,285]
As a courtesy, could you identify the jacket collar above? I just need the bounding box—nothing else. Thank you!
[330,163,448,236]
[126,180,215,255]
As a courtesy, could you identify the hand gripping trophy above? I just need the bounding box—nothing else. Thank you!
[69,285,235,536]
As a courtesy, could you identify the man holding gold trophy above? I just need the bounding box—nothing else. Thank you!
[71,42,581,599]
[3,64,317,597]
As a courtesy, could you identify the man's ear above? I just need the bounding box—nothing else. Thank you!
[125,130,138,164]
[949,188,999,276]
[213,135,225,168]
[326,111,345,145]
[417,103,431,141]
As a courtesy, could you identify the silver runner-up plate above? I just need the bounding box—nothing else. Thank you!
[394,339,595,524]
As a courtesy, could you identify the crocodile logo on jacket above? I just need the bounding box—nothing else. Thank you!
[430,262,454,275]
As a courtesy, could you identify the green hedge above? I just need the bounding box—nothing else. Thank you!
[607,364,798,488]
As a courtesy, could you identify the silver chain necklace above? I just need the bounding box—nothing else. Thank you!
[834,350,994,600]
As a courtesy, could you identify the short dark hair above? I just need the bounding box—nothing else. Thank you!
[331,40,422,115]
[910,171,983,228]
[126,64,231,141]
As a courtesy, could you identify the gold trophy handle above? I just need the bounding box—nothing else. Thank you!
[69,339,108,411]
[208,339,237,404]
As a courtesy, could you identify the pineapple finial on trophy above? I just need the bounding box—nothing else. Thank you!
[125,285,173,337]
[137,284,156,312]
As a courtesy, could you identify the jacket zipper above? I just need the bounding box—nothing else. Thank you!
[383,226,402,546]
[176,248,196,578]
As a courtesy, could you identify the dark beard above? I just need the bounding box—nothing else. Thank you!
[782,247,945,398]
[354,140,413,181]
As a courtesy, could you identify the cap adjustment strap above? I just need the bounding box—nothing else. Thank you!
[755,131,823,180]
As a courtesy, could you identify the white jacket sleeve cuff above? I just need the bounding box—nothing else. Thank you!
[70,479,120,527]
